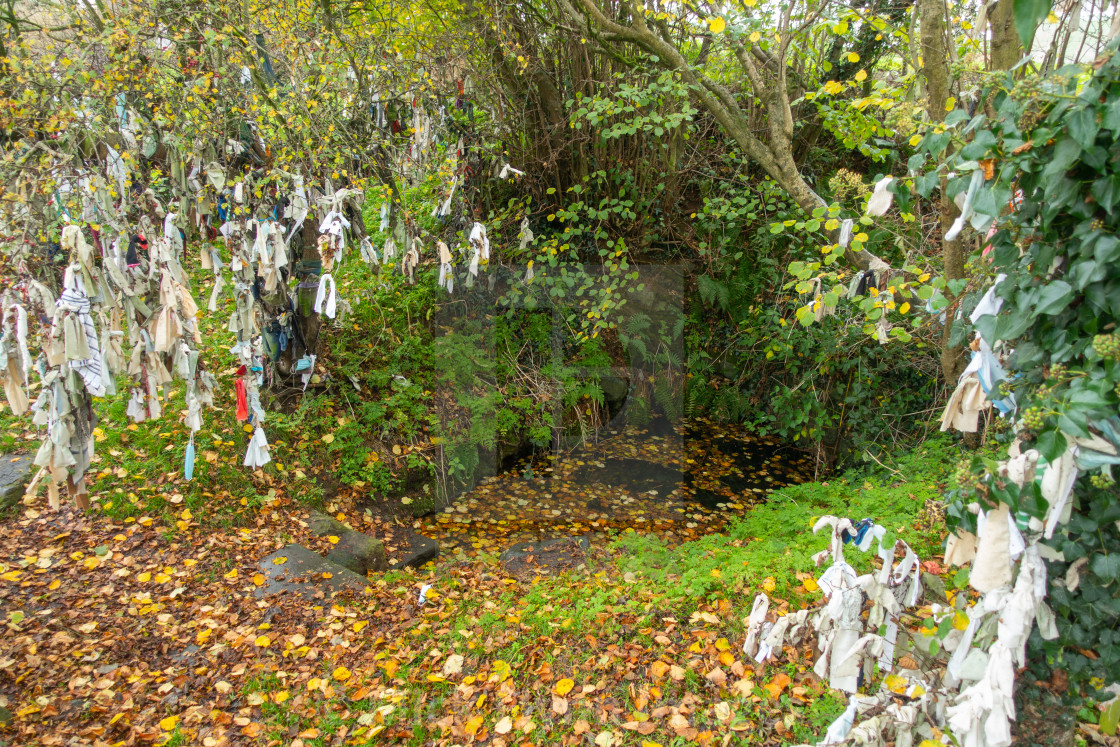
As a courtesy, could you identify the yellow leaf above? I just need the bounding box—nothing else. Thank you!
[138,572,152,582]
[848,52,860,62]
[899,302,911,314]
[465,715,484,736]
[804,576,820,592]
[253,573,265,586]
[555,678,575,696]
[273,556,287,565]
[854,69,868,82]
[196,629,212,644]
[224,569,238,579]
[392,444,402,455]
[909,133,922,147]
[945,96,956,112]
[763,672,791,699]
[762,576,777,593]
[823,80,844,95]
[84,557,101,570]
[242,424,254,433]
[708,17,726,33]
[322,433,335,444]
[1046,11,1059,22]
[884,673,908,693]
[180,509,192,521]
[749,31,761,43]
[255,635,271,647]
[953,611,970,630]
[333,666,351,681]
[48,579,61,591]
[327,536,340,545]
[273,691,289,703]
[353,620,369,633]
[160,715,179,731]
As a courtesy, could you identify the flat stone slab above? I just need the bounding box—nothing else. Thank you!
[500,536,590,578]
[325,529,386,575]
[386,530,439,570]
[256,543,369,600]
[0,454,32,510]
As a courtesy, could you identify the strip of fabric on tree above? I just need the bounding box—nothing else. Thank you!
[437,241,453,294]
[244,426,271,468]
[314,274,337,318]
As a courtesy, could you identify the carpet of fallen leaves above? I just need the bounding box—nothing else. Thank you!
[417,420,814,557]
[0,475,848,747]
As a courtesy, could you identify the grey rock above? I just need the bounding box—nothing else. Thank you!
[599,374,630,408]
[257,543,369,600]
[307,510,348,537]
[499,536,590,579]
[0,454,32,510]
[324,531,386,575]
[387,531,439,570]
[500,535,590,563]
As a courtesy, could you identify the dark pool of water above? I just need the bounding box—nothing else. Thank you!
[414,418,813,557]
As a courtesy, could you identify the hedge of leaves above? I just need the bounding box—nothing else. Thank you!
[920,51,1120,689]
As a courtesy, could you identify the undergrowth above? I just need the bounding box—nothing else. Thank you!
[614,436,961,607]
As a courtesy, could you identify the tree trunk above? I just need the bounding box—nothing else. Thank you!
[989,0,1022,71]
[921,0,968,388]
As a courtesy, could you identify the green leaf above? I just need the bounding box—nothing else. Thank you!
[1069,388,1113,409]
[961,130,998,161]
[1035,280,1073,315]
[1090,553,1120,579]
[1042,137,1082,182]
[1068,106,1100,147]
[1058,413,1091,439]
[1013,0,1052,50]
[1036,430,1067,463]
[1091,176,1120,215]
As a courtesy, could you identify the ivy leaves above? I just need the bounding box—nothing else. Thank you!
[1013,0,1054,50]
[932,48,1120,690]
